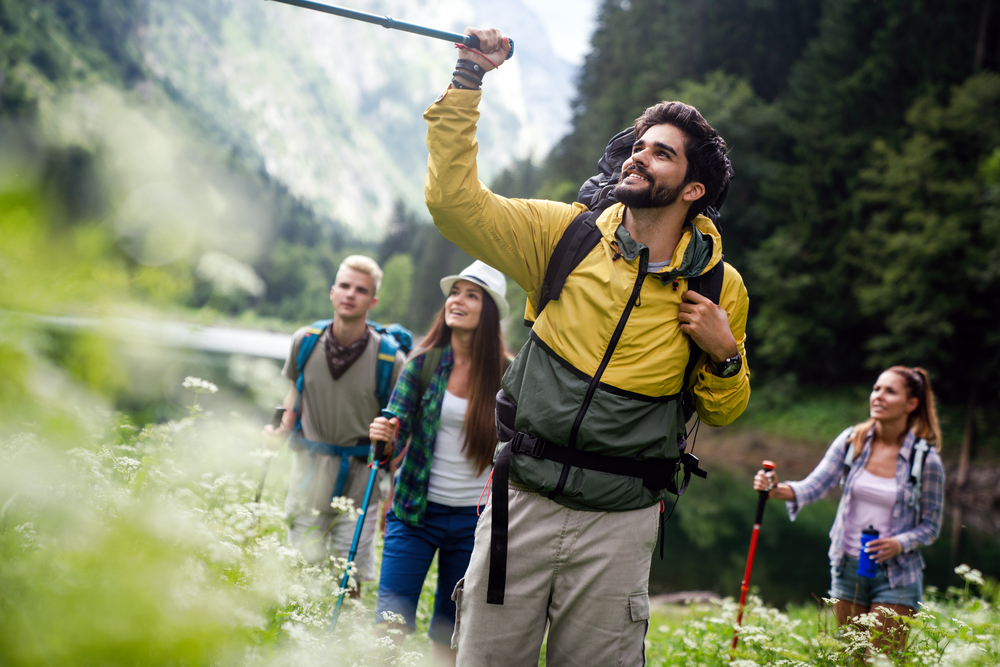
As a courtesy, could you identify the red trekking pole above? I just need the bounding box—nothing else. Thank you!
[731,460,776,653]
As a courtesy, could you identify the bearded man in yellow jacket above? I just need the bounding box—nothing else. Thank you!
[423,27,751,667]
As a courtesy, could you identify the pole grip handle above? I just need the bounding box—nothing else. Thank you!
[754,460,776,524]
[373,408,395,463]
[462,34,515,60]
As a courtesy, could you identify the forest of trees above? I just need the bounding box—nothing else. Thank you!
[3,0,999,458]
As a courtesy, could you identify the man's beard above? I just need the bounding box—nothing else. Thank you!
[613,167,685,210]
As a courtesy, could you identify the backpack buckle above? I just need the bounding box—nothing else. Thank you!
[681,452,707,479]
[511,432,547,458]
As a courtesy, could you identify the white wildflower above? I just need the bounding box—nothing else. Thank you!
[380,610,406,624]
[182,376,219,394]
[854,612,883,628]
[287,584,307,605]
[962,568,985,586]
[330,496,355,512]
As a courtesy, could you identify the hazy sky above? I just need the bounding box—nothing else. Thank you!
[529,0,601,65]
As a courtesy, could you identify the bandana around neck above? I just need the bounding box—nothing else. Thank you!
[324,325,371,381]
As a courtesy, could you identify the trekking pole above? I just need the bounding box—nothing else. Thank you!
[255,407,286,504]
[264,0,514,58]
[329,409,394,632]
[731,460,776,654]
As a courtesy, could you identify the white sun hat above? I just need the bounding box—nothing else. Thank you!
[439,260,509,319]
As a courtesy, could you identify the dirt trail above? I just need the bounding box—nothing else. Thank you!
[690,425,831,481]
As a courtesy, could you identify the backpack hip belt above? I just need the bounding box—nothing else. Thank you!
[508,431,680,489]
[486,397,705,606]
[290,433,372,500]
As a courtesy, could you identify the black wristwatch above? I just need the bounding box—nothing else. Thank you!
[708,352,742,378]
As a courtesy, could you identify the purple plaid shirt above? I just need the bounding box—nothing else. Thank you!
[786,426,945,589]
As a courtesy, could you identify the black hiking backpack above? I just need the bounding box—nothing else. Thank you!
[533,127,733,423]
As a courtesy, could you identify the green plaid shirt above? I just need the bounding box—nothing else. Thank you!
[386,345,452,527]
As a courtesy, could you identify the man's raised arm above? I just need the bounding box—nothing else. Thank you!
[423,27,585,297]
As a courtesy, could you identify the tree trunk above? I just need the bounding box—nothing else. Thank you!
[950,505,965,567]
[956,382,978,487]
[975,0,994,71]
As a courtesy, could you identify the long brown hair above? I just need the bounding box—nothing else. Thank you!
[416,285,508,475]
[851,365,942,452]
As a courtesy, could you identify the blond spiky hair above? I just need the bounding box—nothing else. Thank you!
[337,255,383,294]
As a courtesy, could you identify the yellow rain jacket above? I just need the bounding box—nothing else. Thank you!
[425,89,750,512]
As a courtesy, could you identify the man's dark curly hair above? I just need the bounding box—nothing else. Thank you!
[633,101,733,222]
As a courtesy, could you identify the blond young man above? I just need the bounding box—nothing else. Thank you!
[264,255,405,588]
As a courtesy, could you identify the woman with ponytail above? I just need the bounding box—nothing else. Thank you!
[369,261,509,665]
[753,366,945,649]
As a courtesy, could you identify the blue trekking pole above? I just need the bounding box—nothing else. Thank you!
[329,409,394,632]
[264,0,514,58]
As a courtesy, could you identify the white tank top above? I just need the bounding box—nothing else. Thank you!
[426,390,492,507]
[843,468,896,557]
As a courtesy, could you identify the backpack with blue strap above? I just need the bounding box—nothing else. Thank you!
[292,319,413,500]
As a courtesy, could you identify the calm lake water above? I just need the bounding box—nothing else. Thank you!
[649,470,1000,608]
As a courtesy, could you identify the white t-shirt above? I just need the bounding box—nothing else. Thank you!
[843,468,896,557]
[426,390,492,507]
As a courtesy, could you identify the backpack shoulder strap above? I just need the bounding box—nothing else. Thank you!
[293,319,332,431]
[375,331,403,410]
[418,347,444,397]
[534,210,604,322]
[680,256,725,395]
[686,256,725,305]
[909,438,930,484]
[908,438,931,511]
[839,426,859,483]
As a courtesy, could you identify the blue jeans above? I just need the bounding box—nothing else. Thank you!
[830,554,923,609]
[376,502,481,646]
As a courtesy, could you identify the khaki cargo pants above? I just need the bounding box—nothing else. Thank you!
[452,486,659,666]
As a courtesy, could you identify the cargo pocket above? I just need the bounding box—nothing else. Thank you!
[450,578,465,651]
[618,591,651,666]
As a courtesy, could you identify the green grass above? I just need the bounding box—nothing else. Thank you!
[2,380,999,666]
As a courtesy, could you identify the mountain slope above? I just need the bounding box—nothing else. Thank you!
[142,0,577,237]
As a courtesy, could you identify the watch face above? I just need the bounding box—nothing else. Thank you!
[716,355,741,378]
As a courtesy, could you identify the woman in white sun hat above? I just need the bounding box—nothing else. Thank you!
[370,260,509,665]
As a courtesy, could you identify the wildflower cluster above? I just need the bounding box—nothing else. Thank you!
[330,495,361,521]
[3,378,997,667]
[182,375,219,393]
[0,379,424,667]
[645,583,1000,667]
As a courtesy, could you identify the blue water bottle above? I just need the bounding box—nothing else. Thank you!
[858,526,879,578]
